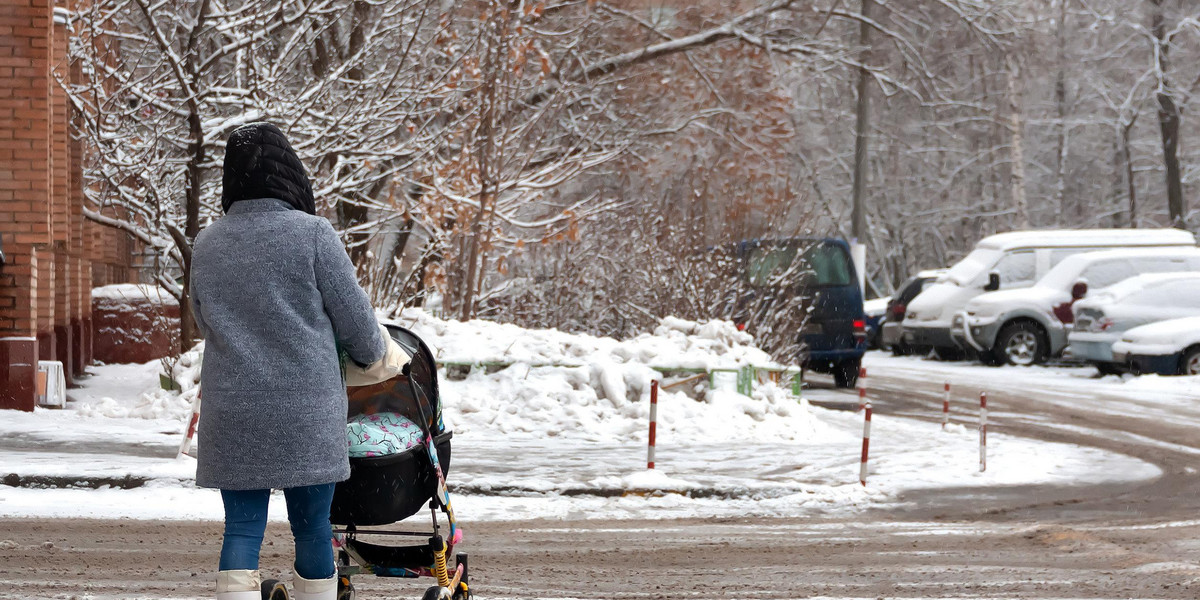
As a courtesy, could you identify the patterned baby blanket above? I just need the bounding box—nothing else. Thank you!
[346,412,424,458]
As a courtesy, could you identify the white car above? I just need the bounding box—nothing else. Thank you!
[953,247,1200,366]
[864,296,891,317]
[1112,316,1200,376]
[863,295,891,349]
[903,228,1195,359]
[1069,273,1200,374]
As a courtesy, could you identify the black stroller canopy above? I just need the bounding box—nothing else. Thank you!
[346,324,444,435]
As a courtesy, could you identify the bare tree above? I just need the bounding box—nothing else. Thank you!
[65,0,1200,350]
[1149,0,1185,228]
[1006,52,1030,230]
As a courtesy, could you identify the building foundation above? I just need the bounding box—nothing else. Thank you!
[0,337,37,411]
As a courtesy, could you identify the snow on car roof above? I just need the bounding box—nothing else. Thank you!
[976,228,1195,252]
[1084,271,1200,301]
[863,296,890,315]
[1118,315,1200,349]
[1031,246,1200,292]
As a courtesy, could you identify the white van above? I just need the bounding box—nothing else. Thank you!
[955,247,1200,365]
[902,229,1196,358]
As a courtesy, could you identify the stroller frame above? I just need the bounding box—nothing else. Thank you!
[329,326,470,600]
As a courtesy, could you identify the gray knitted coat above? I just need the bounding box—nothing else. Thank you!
[190,198,384,490]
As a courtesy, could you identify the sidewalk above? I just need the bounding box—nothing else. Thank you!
[0,392,1162,522]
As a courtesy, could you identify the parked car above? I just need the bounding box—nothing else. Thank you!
[1112,316,1200,376]
[881,269,945,355]
[1069,273,1200,374]
[953,247,1200,366]
[864,295,890,349]
[903,228,1196,360]
[733,238,866,388]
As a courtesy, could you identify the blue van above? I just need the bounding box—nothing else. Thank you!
[732,238,867,387]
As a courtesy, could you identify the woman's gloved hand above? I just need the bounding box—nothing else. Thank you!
[345,324,411,387]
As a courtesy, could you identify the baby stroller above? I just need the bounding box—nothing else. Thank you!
[312,325,468,600]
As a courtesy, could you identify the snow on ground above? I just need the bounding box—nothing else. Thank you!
[863,353,1200,431]
[0,312,1164,522]
[92,283,179,305]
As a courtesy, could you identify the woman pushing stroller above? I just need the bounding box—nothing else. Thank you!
[190,122,407,600]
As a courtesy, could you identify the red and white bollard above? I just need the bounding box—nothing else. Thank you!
[859,402,872,486]
[647,380,659,470]
[177,389,202,459]
[979,391,988,473]
[942,381,951,429]
[857,367,868,412]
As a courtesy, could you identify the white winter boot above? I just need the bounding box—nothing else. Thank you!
[292,573,337,600]
[216,569,261,600]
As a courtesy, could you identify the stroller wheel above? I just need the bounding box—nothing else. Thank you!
[420,585,452,600]
[452,553,470,600]
[261,579,289,600]
[336,576,355,600]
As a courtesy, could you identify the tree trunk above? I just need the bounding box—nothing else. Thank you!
[966,54,985,239]
[337,1,375,268]
[1054,0,1069,226]
[178,105,205,351]
[1151,0,1185,228]
[1123,119,1137,227]
[849,0,873,243]
[1110,134,1124,228]
[176,0,212,352]
[981,54,1001,235]
[1006,53,1030,229]
[460,4,504,321]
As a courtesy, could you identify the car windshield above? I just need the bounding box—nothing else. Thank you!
[745,243,852,287]
[1035,257,1088,291]
[944,248,1001,286]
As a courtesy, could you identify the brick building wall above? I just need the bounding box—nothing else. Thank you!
[0,0,133,411]
[0,0,54,411]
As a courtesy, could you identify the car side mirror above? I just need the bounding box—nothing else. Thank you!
[984,271,1001,292]
[1071,281,1088,300]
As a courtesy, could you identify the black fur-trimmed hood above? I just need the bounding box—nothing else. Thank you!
[221,122,315,215]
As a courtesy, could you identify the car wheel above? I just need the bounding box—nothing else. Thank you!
[833,359,861,388]
[891,343,910,356]
[1179,347,1200,376]
[994,321,1047,366]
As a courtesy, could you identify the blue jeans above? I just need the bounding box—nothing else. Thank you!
[220,483,337,580]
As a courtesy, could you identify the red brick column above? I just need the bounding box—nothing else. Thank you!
[76,261,90,375]
[35,247,54,361]
[50,15,74,379]
[0,0,53,411]
[66,7,89,376]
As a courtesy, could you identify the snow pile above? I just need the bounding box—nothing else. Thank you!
[388,310,825,444]
[395,308,777,370]
[76,342,202,420]
[91,283,179,305]
[444,363,833,445]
